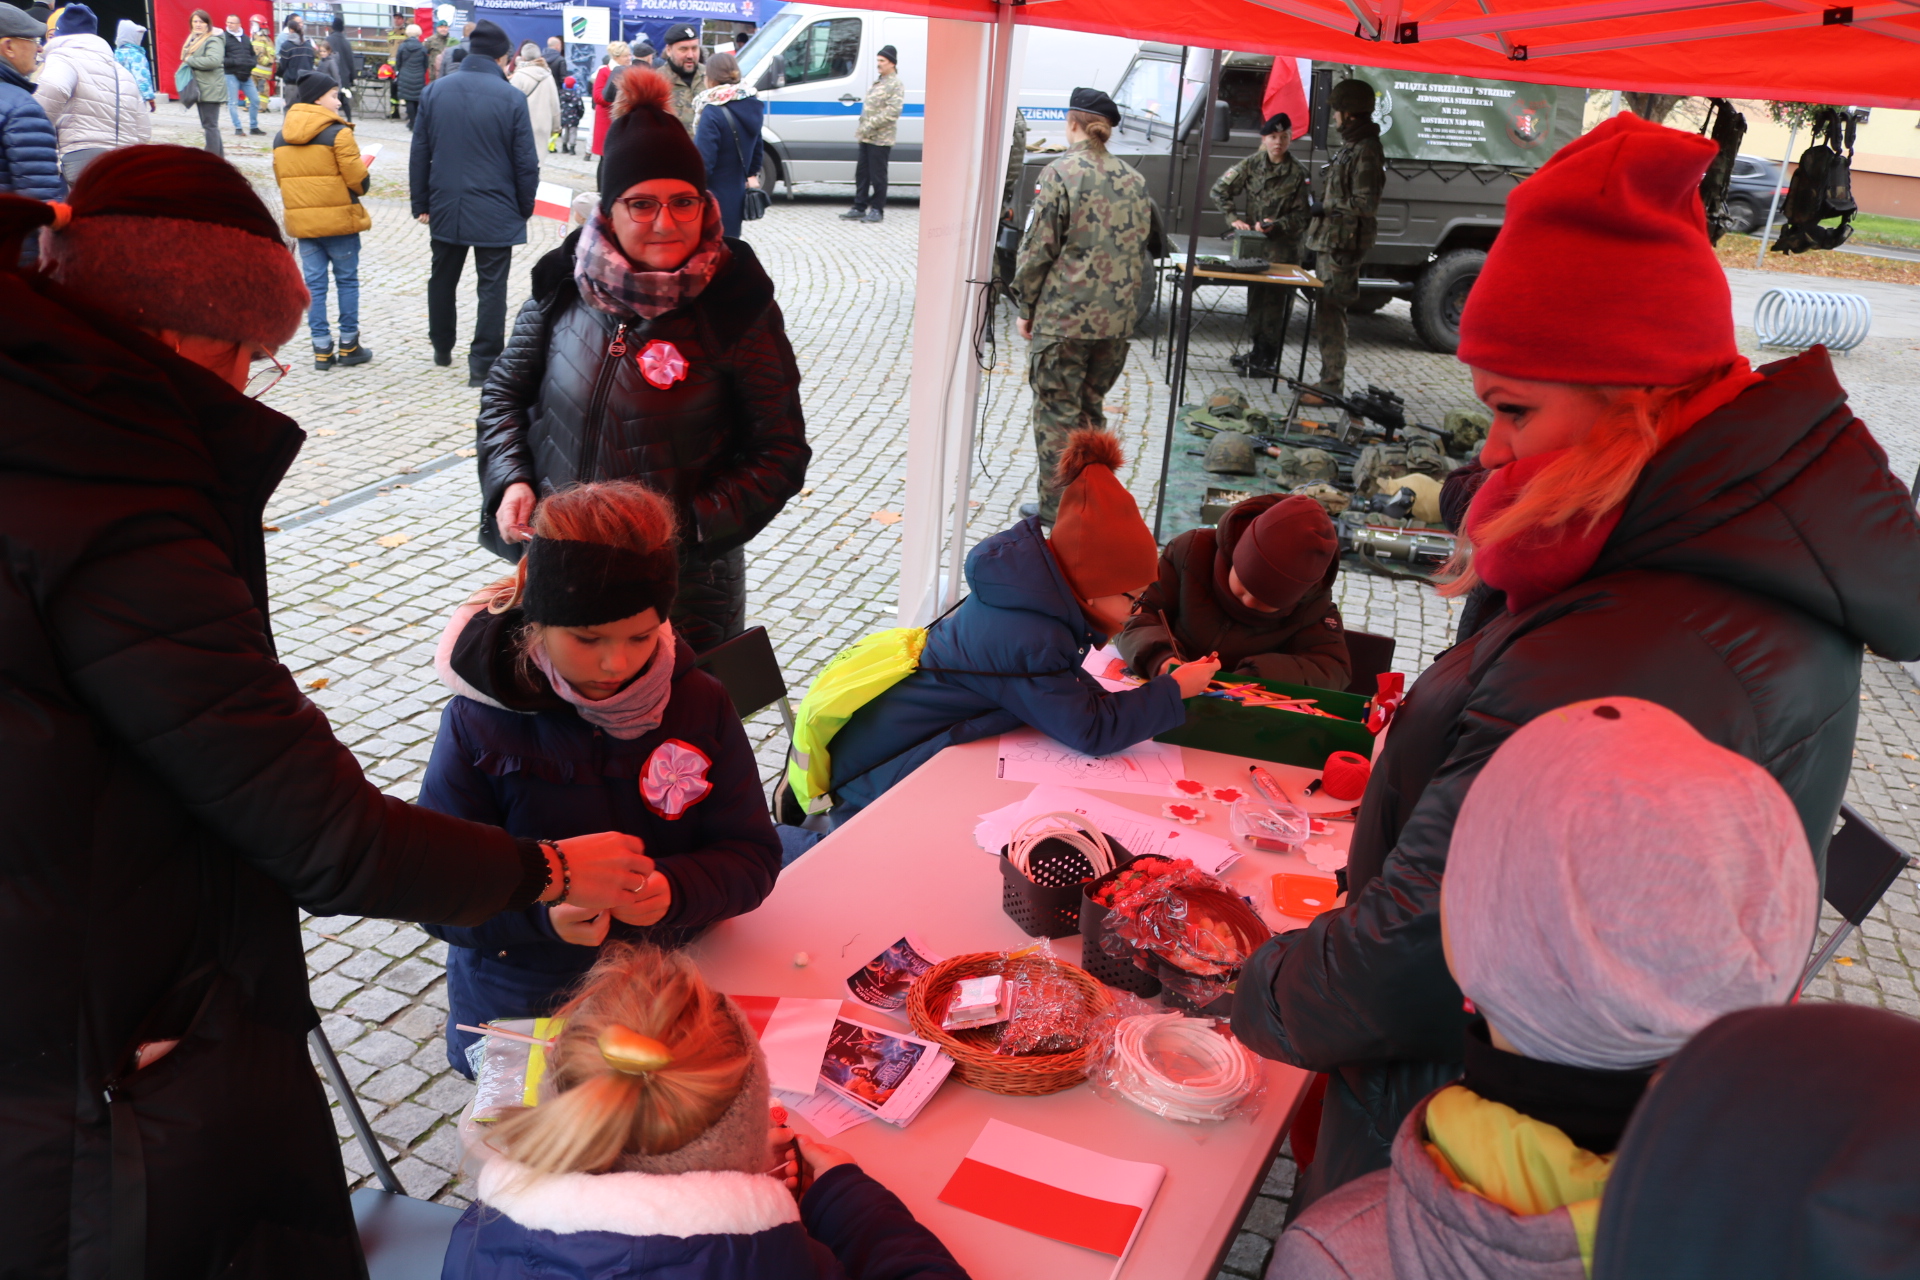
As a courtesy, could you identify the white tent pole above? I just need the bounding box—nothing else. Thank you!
[896,18,997,626]
[940,2,1017,613]
[1757,121,1797,268]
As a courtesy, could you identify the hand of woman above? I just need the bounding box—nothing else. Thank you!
[545,833,655,909]
[1231,219,1251,232]
[746,175,761,189]
[548,904,610,947]
[496,482,535,540]
[1170,655,1222,699]
[611,868,672,927]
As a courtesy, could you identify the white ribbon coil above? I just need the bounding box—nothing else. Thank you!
[1006,811,1117,885]
[1107,1012,1259,1123]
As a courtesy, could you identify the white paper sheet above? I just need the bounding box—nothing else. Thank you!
[1080,644,1137,692]
[756,997,844,1095]
[974,784,1240,875]
[995,729,1184,797]
[772,1085,875,1138]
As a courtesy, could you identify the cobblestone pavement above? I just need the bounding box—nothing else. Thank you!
[141,107,1920,1271]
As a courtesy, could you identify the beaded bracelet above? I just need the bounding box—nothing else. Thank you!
[541,840,572,905]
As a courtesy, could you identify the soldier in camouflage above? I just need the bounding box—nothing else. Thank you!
[1013,87,1159,523]
[841,46,906,223]
[659,23,702,133]
[1213,113,1311,378]
[1305,78,1385,398]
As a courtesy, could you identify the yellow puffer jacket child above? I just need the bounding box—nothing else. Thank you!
[272,98,371,238]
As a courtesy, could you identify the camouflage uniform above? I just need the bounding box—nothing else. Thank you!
[1211,150,1311,350]
[667,64,699,132]
[1002,108,1029,216]
[1305,120,1385,394]
[1014,142,1156,519]
[856,71,906,147]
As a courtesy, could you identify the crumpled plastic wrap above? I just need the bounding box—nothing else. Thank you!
[1096,859,1271,1008]
[1084,994,1266,1123]
[991,946,1095,1057]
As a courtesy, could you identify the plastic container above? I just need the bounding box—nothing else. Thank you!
[1231,799,1310,853]
[1079,863,1163,999]
[1000,834,1132,939]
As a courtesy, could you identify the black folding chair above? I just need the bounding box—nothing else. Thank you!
[1797,803,1916,997]
[1342,629,1397,697]
[310,1027,463,1280]
[694,626,798,815]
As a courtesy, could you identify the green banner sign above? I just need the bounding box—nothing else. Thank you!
[1373,74,1559,166]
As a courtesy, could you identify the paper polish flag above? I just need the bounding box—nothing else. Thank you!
[533,181,576,223]
[730,995,843,1095]
[939,1120,1167,1261]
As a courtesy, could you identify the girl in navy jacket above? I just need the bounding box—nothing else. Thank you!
[446,944,970,1280]
[420,480,780,1075]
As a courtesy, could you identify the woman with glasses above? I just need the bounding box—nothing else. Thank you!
[0,144,659,1279]
[477,70,808,653]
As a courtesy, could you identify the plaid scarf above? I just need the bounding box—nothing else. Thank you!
[573,196,729,321]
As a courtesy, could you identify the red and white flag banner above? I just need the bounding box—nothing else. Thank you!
[938,1119,1166,1260]
[533,181,576,223]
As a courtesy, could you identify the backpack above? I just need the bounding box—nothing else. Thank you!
[223,30,256,77]
[786,627,928,815]
[1697,99,1747,245]
[1774,110,1857,255]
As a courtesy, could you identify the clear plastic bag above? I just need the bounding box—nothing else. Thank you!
[1085,995,1266,1123]
[1096,859,1271,1008]
[992,946,1094,1057]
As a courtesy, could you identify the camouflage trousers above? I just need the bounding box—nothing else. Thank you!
[1248,282,1296,349]
[1028,335,1129,519]
[1312,261,1361,394]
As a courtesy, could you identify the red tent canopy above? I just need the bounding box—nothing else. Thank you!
[869,0,1920,108]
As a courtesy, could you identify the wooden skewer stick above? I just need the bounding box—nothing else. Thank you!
[457,1023,555,1049]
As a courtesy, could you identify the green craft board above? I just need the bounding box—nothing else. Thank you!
[1155,674,1375,769]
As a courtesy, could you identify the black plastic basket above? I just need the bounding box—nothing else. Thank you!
[999,835,1132,939]
[1077,864,1162,998]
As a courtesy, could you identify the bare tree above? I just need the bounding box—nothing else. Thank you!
[1622,93,1687,124]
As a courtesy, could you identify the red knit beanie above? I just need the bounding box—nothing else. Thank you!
[1047,430,1159,601]
[1231,495,1337,613]
[43,145,307,348]
[1456,114,1733,387]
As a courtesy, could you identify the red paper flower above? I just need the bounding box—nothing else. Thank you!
[1173,778,1207,797]
[637,340,689,390]
[1162,802,1204,825]
[1209,786,1247,805]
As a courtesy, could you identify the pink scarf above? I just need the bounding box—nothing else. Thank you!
[527,622,677,739]
[1469,361,1764,614]
[573,199,729,321]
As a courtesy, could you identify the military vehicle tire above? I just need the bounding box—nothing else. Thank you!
[1411,248,1485,353]
[1348,292,1392,314]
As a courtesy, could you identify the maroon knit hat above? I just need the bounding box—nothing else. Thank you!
[45,145,308,347]
[1231,495,1337,613]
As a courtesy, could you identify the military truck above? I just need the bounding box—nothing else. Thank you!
[1015,48,1585,352]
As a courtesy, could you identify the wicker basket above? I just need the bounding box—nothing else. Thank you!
[906,952,1113,1096]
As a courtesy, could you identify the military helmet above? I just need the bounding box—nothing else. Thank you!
[1205,387,1250,420]
[1444,409,1490,453]
[1204,430,1258,475]
[1330,78,1376,118]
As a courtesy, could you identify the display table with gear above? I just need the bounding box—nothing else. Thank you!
[1151,261,1323,389]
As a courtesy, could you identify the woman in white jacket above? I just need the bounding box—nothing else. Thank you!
[35,4,150,181]
[510,42,560,153]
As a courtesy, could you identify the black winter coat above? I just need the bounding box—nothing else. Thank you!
[393,34,428,99]
[1232,349,1920,1208]
[409,55,540,247]
[476,230,809,641]
[0,273,538,1276]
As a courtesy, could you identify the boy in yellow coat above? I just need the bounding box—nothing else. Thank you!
[271,71,373,370]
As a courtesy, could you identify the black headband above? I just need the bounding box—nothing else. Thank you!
[522,538,678,627]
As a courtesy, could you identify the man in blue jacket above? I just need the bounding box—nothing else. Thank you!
[409,19,538,386]
[0,5,66,208]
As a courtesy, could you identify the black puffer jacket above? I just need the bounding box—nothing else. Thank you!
[1233,349,1920,1210]
[0,271,536,1278]
[476,229,809,650]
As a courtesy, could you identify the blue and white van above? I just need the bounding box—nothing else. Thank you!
[733,4,1140,190]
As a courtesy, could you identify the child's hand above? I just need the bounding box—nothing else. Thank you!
[769,1124,855,1194]
[548,904,610,947]
[611,870,672,927]
[1170,655,1223,699]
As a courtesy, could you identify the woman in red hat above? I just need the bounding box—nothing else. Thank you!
[1230,113,1920,1215]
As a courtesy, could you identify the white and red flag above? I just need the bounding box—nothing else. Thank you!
[938,1120,1166,1262]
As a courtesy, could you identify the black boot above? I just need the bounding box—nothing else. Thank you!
[838,207,867,220]
[335,336,373,367]
[1246,342,1279,378]
[432,348,452,367]
[313,342,335,372]
[863,209,884,223]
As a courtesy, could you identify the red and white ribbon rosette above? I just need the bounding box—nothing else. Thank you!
[641,739,713,819]
[1365,672,1406,735]
[637,340,689,390]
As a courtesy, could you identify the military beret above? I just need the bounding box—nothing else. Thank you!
[662,22,697,44]
[1260,113,1292,135]
[1069,86,1120,125]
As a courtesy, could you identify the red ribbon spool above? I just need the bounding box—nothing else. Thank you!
[1321,751,1371,802]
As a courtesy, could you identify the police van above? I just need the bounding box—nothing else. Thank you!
[733,4,1139,191]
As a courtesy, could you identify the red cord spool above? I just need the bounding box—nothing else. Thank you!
[1321,751,1371,801]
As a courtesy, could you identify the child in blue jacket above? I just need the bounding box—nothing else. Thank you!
[420,480,780,1076]
[445,945,970,1280]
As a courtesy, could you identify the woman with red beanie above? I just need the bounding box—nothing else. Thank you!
[1230,113,1920,1216]
[0,146,656,1279]
[815,431,1220,823]
[477,69,809,653]
[1116,493,1350,690]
